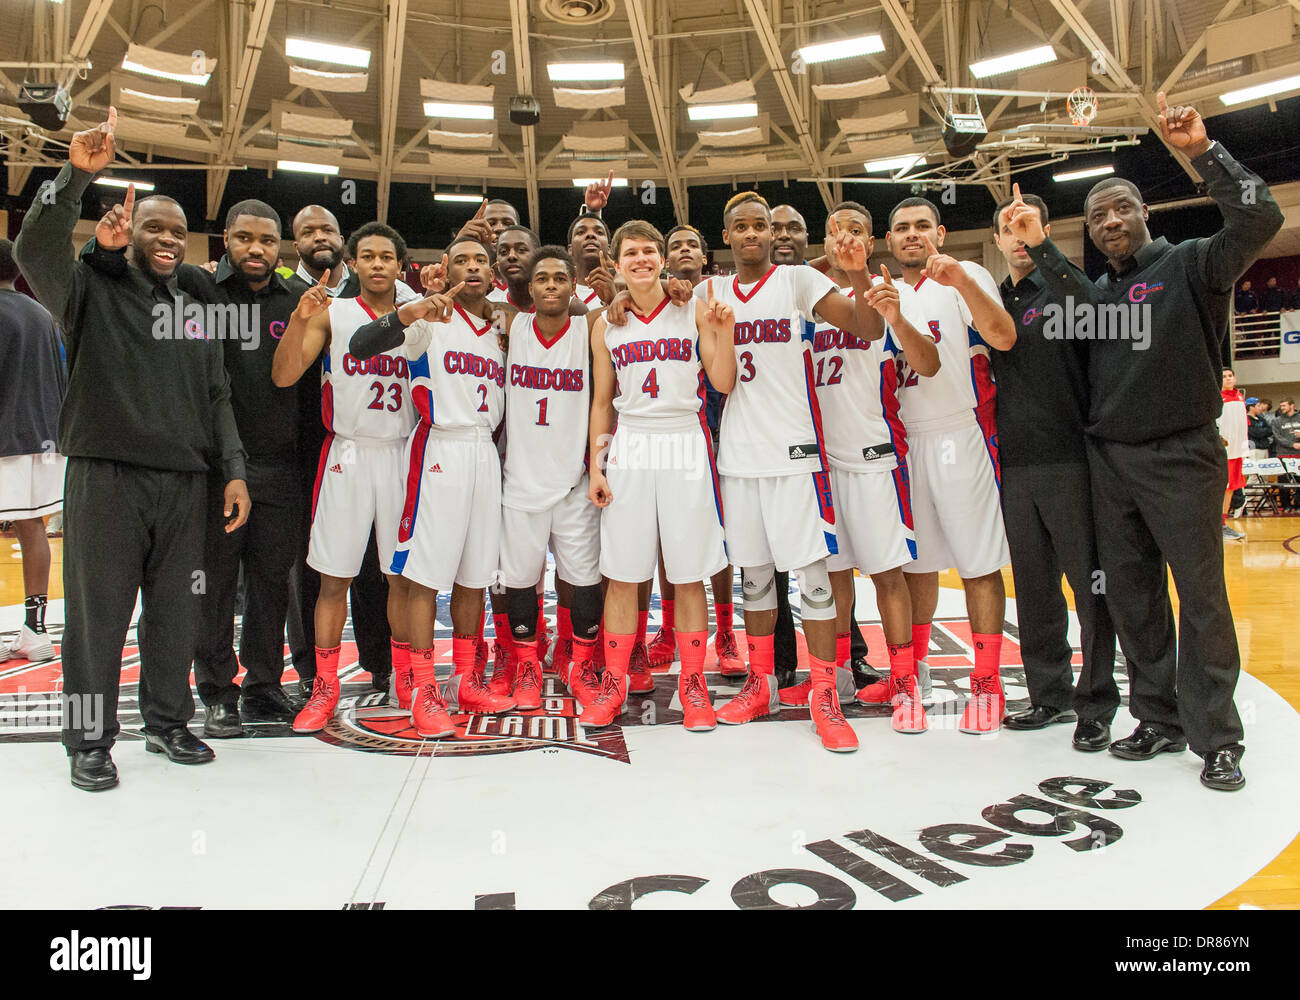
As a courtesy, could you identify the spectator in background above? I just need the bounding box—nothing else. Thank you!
[1273,398,1300,456]
[1234,280,1257,314]
[1261,276,1285,313]
[0,238,66,664]
[1289,278,1300,312]
[1246,397,1273,454]
[1218,368,1247,540]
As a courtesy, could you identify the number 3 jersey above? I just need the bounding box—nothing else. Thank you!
[694,265,838,477]
[406,302,506,432]
[324,296,415,441]
[502,311,590,512]
[811,279,930,474]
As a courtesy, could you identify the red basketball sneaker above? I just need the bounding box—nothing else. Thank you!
[716,671,778,725]
[547,635,572,677]
[778,678,811,707]
[394,661,415,711]
[890,674,928,735]
[488,641,516,697]
[292,675,339,734]
[809,684,858,752]
[412,681,455,738]
[579,670,627,728]
[679,671,716,732]
[564,658,602,707]
[627,641,655,695]
[959,674,1005,735]
[512,655,544,711]
[714,628,746,677]
[447,669,516,715]
[854,678,892,707]
[646,625,676,667]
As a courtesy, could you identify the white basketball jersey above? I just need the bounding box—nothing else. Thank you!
[574,283,601,307]
[502,312,590,511]
[695,265,837,477]
[899,262,1001,432]
[487,284,509,304]
[407,303,506,431]
[812,280,928,473]
[605,297,705,428]
[323,296,416,441]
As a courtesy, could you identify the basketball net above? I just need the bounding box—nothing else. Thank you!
[1067,86,1098,126]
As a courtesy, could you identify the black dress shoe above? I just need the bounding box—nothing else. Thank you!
[203,703,244,738]
[1108,723,1187,760]
[850,657,884,689]
[144,727,215,765]
[1200,746,1246,791]
[297,676,317,702]
[239,685,298,723]
[774,665,798,691]
[70,748,118,791]
[1072,719,1111,752]
[1003,705,1077,731]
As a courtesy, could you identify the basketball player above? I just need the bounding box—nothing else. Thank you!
[497,247,604,709]
[349,237,516,736]
[783,202,939,734]
[271,222,416,734]
[879,197,1016,734]
[569,213,614,306]
[642,224,744,676]
[488,225,540,308]
[699,192,882,752]
[453,198,521,252]
[586,220,736,730]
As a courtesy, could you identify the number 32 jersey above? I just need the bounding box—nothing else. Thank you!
[324,295,415,441]
[695,265,838,477]
[406,302,506,431]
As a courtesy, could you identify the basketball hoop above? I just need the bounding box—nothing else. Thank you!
[1067,86,1098,126]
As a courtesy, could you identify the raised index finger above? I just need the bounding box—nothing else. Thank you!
[880,263,893,285]
[920,232,938,255]
[105,105,118,134]
[472,198,487,220]
[447,280,466,297]
[122,182,135,217]
[1156,90,1168,117]
[604,168,615,189]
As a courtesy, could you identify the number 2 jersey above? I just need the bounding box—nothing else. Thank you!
[899,261,1002,434]
[811,279,930,474]
[323,295,415,440]
[406,302,506,431]
[502,311,590,512]
[694,265,838,477]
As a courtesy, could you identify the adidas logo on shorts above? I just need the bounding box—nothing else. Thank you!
[329,463,343,474]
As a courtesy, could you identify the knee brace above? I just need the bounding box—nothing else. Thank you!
[570,584,603,641]
[506,586,539,640]
[741,564,778,613]
[792,560,836,621]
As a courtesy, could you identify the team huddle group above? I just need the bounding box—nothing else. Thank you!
[15,95,1275,790]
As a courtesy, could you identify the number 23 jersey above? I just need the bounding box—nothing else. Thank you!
[323,295,415,440]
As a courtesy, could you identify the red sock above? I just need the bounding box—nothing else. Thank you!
[571,636,595,668]
[808,654,837,688]
[912,623,931,672]
[887,640,914,679]
[677,629,707,676]
[315,645,341,682]
[972,632,1003,680]
[835,632,850,670]
[557,605,573,641]
[493,613,515,648]
[391,640,410,676]
[716,602,734,634]
[515,638,538,666]
[536,594,547,636]
[452,634,478,675]
[636,610,648,648]
[747,633,775,676]
[660,599,675,631]
[603,633,634,680]
[411,647,435,688]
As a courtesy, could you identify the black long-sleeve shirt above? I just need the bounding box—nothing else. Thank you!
[79,244,310,503]
[1027,141,1283,445]
[994,265,1091,467]
[0,288,65,457]
[14,164,246,481]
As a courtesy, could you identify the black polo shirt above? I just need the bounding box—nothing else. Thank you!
[993,265,1090,467]
[14,164,245,481]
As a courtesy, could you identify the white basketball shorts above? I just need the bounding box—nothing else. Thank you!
[826,464,917,575]
[500,477,601,588]
[0,453,66,520]
[720,470,836,572]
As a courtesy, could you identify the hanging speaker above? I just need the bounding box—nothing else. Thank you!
[942,110,987,157]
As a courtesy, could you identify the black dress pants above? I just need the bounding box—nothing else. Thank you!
[1087,424,1244,754]
[61,459,205,753]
